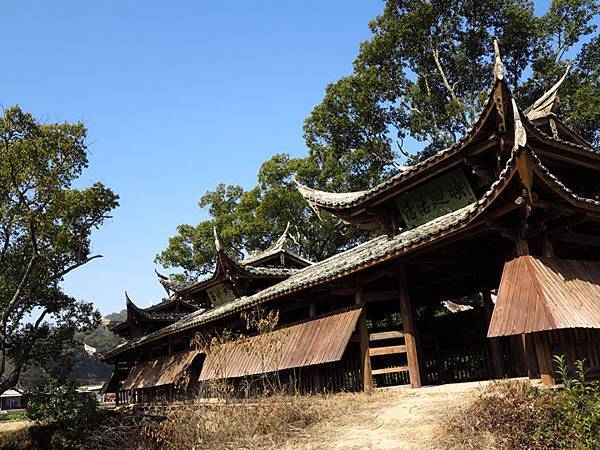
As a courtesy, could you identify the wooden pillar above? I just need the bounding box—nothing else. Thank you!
[481,289,506,379]
[355,285,373,391]
[396,265,422,388]
[515,237,530,256]
[309,301,317,318]
[522,333,539,378]
[533,332,556,386]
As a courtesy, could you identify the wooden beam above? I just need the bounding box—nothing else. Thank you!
[364,290,399,303]
[369,331,404,341]
[533,332,556,386]
[369,345,407,357]
[372,366,409,376]
[482,289,506,379]
[309,301,317,318]
[523,333,539,378]
[355,286,373,392]
[396,265,422,388]
[559,232,600,247]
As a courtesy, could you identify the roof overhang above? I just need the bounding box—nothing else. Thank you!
[199,307,362,380]
[488,256,600,337]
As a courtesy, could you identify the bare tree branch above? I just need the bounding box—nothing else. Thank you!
[53,254,103,280]
[430,43,470,128]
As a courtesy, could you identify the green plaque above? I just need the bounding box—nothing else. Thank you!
[395,168,476,228]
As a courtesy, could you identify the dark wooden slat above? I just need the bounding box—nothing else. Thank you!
[369,331,404,341]
[369,345,407,357]
[372,366,409,375]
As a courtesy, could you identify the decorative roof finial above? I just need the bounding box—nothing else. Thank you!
[525,65,571,119]
[511,98,527,150]
[274,221,291,249]
[493,40,504,81]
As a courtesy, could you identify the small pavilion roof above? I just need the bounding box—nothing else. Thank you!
[240,222,312,267]
[109,294,199,333]
[159,224,310,297]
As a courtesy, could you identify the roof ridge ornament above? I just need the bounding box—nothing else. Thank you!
[525,65,571,120]
[493,40,504,81]
[155,269,180,296]
[273,221,291,249]
[511,98,527,151]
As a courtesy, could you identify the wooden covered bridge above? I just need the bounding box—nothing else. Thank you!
[102,48,600,404]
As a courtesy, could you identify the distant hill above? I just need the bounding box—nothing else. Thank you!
[104,309,126,325]
[17,311,126,389]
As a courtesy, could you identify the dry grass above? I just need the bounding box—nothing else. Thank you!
[140,392,383,450]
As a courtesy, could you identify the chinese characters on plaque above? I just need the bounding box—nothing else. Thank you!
[207,283,236,307]
[395,168,476,228]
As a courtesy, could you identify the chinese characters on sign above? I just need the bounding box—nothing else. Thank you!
[395,169,476,228]
[207,283,236,307]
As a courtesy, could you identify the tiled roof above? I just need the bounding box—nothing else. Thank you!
[294,80,505,211]
[242,265,299,277]
[102,149,519,360]
[102,143,600,361]
[296,78,599,212]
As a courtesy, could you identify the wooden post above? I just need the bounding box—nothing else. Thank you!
[522,333,540,378]
[533,332,555,386]
[396,265,422,388]
[481,288,506,379]
[355,285,373,391]
[309,301,317,318]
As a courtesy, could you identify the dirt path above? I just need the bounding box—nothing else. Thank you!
[284,380,504,450]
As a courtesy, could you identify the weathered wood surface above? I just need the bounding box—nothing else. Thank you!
[397,265,422,388]
[369,345,407,357]
[369,331,404,341]
[371,366,409,375]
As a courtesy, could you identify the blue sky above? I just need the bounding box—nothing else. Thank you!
[0,1,588,314]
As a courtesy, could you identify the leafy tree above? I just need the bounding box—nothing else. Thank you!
[0,106,119,395]
[158,0,598,279]
[27,363,98,449]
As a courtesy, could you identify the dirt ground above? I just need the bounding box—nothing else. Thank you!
[284,379,529,450]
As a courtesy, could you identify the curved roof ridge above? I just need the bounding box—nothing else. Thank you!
[103,145,522,361]
[524,65,570,119]
[295,78,509,212]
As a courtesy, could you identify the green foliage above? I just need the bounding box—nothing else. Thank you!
[0,411,27,421]
[0,105,119,396]
[308,0,599,158]
[158,1,598,280]
[157,152,380,279]
[26,366,98,450]
[553,355,600,448]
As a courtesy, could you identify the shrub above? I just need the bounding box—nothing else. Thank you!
[26,369,98,449]
[444,357,600,449]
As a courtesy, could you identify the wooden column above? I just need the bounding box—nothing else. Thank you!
[481,287,506,379]
[396,265,422,388]
[522,333,540,378]
[309,301,317,318]
[533,332,555,386]
[355,285,373,391]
